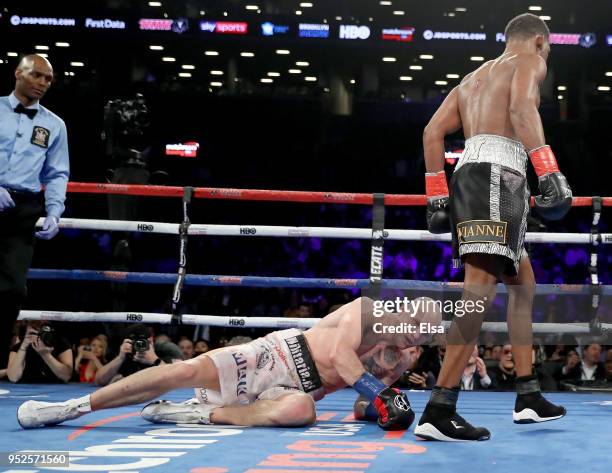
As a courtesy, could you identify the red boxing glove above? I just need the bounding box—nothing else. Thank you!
[425,171,449,198]
[425,171,450,233]
[529,145,560,177]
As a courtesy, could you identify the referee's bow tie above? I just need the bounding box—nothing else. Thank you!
[14,103,38,119]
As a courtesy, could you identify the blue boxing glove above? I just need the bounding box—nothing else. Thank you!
[0,187,16,212]
[353,372,414,430]
[35,216,59,240]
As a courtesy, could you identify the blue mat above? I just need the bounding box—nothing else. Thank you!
[1,382,610,472]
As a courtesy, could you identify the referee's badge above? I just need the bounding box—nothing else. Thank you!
[31,126,50,148]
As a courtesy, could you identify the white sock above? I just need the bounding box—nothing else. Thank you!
[71,395,92,413]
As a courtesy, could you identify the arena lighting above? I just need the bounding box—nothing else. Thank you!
[335,16,342,21]
[447,13,456,17]
[539,15,551,21]
[148,1,162,6]
[295,11,302,15]
[409,65,423,70]
[528,5,543,11]
[267,72,281,77]
[204,50,219,56]
[55,42,70,47]
[382,57,397,62]
[149,45,164,50]
[276,49,290,54]
[305,76,317,81]
[350,79,356,84]
[455,7,467,12]
[447,73,460,79]
[210,81,222,87]
[399,76,413,81]
[210,70,224,75]
[557,85,567,91]
[162,57,176,62]
[380,1,392,5]
[35,45,49,50]
[300,2,314,7]
[470,56,485,61]
[557,95,563,99]
[178,72,191,78]
[597,86,611,91]
[605,72,612,76]
[70,61,84,66]
[393,11,405,15]
[288,69,302,74]
[260,78,273,83]
[38,53,49,58]
[182,64,195,70]
[435,80,448,85]
[7,52,18,56]
[245,5,259,10]
[240,51,255,57]
[420,54,434,59]
[296,61,309,66]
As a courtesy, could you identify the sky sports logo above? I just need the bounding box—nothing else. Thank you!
[423,30,487,41]
[200,21,248,34]
[382,27,415,42]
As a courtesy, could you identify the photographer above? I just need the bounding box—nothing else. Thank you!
[75,335,108,383]
[94,325,181,386]
[7,321,72,383]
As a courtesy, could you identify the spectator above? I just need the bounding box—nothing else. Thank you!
[460,345,493,390]
[75,335,108,383]
[194,339,209,355]
[605,349,612,381]
[178,339,195,359]
[155,333,172,344]
[399,346,436,389]
[94,324,182,386]
[557,344,607,383]
[7,321,72,383]
[490,345,503,360]
[489,344,516,391]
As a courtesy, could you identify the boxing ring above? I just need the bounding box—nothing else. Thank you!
[1,182,612,472]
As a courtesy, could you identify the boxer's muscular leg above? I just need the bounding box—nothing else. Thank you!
[436,254,503,389]
[91,354,221,410]
[210,393,316,427]
[501,254,536,378]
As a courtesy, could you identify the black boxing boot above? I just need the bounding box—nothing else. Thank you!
[513,374,566,424]
[414,386,491,441]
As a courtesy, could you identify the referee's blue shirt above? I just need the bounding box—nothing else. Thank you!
[0,92,70,219]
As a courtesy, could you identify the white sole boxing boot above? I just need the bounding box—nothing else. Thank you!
[141,399,214,424]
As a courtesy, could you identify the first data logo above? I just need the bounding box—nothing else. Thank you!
[261,22,290,36]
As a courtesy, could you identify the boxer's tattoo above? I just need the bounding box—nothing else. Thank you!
[362,355,387,378]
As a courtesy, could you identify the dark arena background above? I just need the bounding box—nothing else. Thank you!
[0,0,611,472]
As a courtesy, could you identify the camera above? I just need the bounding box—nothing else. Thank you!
[38,325,56,347]
[130,335,150,354]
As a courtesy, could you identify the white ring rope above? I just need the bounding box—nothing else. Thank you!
[18,310,612,334]
[43,218,610,244]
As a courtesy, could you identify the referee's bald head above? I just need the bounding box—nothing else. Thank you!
[14,54,54,103]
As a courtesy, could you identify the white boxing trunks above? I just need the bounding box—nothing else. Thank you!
[195,328,323,408]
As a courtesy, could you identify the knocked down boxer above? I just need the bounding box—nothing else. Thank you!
[18,296,441,430]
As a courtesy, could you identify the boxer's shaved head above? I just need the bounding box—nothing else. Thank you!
[504,13,550,41]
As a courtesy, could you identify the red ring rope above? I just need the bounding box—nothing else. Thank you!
[67,182,611,207]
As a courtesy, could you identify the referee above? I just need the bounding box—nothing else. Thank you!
[0,54,70,366]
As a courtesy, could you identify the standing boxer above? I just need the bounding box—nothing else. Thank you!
[0,54,70,366]
[420,13,571,441]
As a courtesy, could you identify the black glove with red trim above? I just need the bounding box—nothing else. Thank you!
[373,387,415,431]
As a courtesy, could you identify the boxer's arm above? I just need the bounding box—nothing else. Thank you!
[423,86,462,172]
[329,312,366,386]
[509,54,547,151]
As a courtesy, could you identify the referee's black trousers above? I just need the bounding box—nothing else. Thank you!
[0,192,43,366]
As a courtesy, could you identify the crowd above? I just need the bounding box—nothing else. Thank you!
[2,314,610,393]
